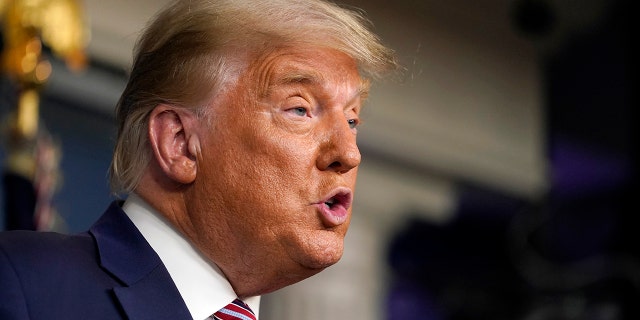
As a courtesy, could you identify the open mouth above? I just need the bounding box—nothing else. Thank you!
[323,192,350,210]
[316,188,352,227]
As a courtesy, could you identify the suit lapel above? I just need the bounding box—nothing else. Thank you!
[113,266,192,320]
[90,202,192,319]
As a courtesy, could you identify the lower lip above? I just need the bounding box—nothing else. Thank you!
[315,203,349,227]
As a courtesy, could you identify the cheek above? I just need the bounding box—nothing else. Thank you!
[206,127,317,217]
[243,125,319,180]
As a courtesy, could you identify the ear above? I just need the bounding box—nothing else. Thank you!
[148,105,200,185]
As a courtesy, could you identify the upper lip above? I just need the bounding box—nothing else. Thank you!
[317,187,353,210]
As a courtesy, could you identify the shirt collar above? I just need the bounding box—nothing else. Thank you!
[123,193,261,319]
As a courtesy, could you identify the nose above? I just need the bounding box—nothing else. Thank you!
[316,118,361,174]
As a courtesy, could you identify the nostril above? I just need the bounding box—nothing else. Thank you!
[328,161,351,174]
[328,161,341,169]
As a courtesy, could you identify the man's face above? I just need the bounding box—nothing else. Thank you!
[184,46,367,296]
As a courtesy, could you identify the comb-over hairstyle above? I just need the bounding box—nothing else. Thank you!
[109,0,397,194]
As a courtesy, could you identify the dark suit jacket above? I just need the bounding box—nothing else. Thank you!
[0,201,192,319]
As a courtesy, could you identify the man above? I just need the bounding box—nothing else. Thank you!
[0,0,396,319]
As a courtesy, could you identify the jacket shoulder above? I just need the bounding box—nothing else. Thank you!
[0,230,125,319]
[0,230,95,265]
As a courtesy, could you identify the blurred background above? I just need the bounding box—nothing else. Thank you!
[0,0,636,319]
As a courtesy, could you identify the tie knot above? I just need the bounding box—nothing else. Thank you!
[212,299,256,320]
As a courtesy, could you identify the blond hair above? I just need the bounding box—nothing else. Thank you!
[109,0,397,194]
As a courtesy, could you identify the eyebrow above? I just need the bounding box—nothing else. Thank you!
[274,71,322,89]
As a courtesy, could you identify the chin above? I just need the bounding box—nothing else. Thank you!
[280,226,346,275]
[303,249,344,270]
[294,235,345,270]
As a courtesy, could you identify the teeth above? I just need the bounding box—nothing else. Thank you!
[324,199,335,207]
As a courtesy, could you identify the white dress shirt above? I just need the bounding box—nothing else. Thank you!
[123,193,260,320]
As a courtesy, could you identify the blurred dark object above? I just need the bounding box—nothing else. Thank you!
[387,185,639,319]
[387,187,529,320]
[511,0,556,38]
[3,171,36,230]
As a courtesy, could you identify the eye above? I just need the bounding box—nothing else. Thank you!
[348,118,359,129]
[291,107,307,117]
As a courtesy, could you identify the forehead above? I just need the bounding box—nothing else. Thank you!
[252,46,370,97]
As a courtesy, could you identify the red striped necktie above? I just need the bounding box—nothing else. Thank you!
[211,299,256,320]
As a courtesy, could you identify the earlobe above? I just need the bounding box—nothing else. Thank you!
[148,105,198,185]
